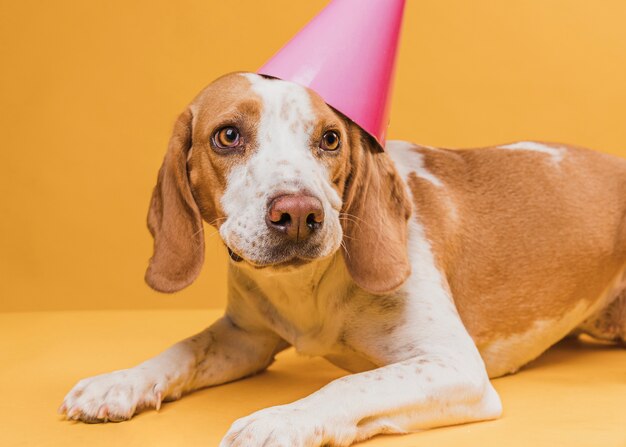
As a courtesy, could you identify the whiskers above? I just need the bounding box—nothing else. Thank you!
[202,217,229,240]
[339,239,351,260]
[205,228,224,240]
[188,217,228,253]
[338,212,368,230]
[207,217,228,227]
[339,212,368,244]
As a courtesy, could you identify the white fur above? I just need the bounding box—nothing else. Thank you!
[498,141,566,164]
[218,74,343,265]
[387,140,459,223]
[386,140,444,187]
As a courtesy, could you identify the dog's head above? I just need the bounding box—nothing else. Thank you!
[145,73,412,295]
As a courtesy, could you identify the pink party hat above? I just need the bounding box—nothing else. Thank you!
[259,0,406,149]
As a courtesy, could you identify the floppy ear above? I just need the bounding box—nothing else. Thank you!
[145,109,205,293]
[341,132,412,294]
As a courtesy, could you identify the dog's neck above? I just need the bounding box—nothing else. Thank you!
[227,251,357,335]
[230,251,353,298]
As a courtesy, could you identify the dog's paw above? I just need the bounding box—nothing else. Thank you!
[219,404,356,447]
[58,368,169,423]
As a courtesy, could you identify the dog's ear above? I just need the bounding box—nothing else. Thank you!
[145,109,204,293]
[341,132,412,294]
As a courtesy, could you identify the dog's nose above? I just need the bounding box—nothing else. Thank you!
[266,194,324,241]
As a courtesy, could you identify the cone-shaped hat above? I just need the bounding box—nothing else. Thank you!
[259,0,406,149]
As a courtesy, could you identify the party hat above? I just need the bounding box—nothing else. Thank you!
[259,0,406,149]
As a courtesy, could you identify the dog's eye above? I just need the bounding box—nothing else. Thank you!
[214,126,241,149]
[320,131,340,151]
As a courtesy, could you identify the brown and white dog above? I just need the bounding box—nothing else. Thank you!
[60,72,626,446]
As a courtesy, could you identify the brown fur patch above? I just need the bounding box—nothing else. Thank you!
[146,73,264,293]
[340,131,413,294]
[405,143,626,343]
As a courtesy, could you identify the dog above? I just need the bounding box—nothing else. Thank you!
[59,72,626,446]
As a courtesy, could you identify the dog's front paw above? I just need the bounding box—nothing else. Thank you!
[58,368,168,423]
[220,404,356,447]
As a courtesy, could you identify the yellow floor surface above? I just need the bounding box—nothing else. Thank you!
[1,309,624,447]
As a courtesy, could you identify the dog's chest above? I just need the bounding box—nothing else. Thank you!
[259,282,347,356]
[254,289,382,372]
[233,259,360,357]
[231,255,427,373]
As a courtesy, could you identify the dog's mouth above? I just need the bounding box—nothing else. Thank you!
[227,247,244,263]
[225,244,317,269]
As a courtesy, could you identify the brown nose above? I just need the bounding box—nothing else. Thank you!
[266,194,324,241]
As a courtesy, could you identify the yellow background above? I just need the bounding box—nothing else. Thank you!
[2,0,626,311]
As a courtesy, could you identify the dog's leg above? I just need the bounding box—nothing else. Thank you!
[220,349,500,447]
[577,290,626,344]
[59,316,285,422]
[219,317,501,447]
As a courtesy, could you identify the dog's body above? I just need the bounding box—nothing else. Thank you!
[60,73,626,446]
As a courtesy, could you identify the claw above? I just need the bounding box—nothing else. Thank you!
[155,392,162,411]
[97,405,109,420]
[57,403,67,415]
[67,407,81,420]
